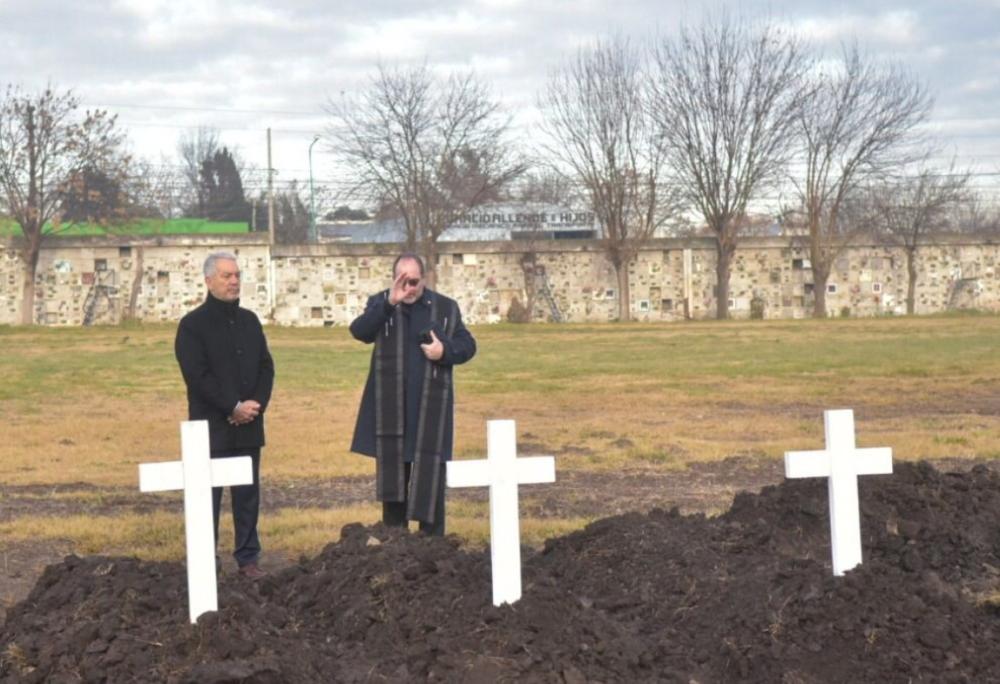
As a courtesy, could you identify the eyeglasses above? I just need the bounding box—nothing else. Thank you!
[404,278,421,288]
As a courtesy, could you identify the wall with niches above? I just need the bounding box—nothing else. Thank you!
[1,234,997,326]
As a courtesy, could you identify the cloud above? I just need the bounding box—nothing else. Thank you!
[781,9,922,48]
[0,0,996,186]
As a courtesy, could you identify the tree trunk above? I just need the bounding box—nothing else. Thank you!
[20,263,36,325]
[906,247,917,315]
[518,254,538,320]
[19,234,42,325]
[715,240,734,320]
[126,246,145,321]
[812,282,826,317]
[811,264,830,318]
[421,241,438,289]
[615,260,631,322]
[809,230,830,317]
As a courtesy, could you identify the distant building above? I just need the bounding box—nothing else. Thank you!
[317,218,406,243]
[690,212,788,238]
[440,204,598,241]
[317,203,598,244]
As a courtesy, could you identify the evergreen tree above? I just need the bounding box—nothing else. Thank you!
[199,147,250,222]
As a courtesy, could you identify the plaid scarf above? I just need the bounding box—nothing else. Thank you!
[374,293,457,523]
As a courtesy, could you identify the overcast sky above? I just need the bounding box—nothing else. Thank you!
[1,0,998,205]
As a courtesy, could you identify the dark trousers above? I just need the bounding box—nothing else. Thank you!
[383,462,447,536]
[211,447,262,567]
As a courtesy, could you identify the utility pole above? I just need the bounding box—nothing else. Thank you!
[308,135,320,243]
[265,129,276,322]
[267,128,275,245]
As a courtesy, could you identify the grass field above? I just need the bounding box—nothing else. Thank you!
[0,218,251,237]
[1,314,998,560]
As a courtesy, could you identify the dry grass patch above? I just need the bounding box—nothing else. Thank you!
[3,316,999,489]
[1,389,372,487]
[0,506,383,562]
[0,503,591,562]
[0,512,187,561]
[444,499,593,548]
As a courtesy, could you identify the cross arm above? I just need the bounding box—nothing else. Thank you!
[210,456,254,488]
[515,456,555,485]
[850,448,893,475]
[784,450,832,479]
[139,461,185,492]
[138,456,253,492]
[447,459,493,488]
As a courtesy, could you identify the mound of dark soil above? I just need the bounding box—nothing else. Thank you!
[3,461,1000,683]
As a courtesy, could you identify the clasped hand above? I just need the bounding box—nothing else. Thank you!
[229,399,261,426]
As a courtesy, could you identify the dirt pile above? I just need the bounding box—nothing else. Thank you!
[3,461,999,683]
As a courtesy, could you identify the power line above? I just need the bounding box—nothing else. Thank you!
[118,120,320,135]
[85,102,325,117]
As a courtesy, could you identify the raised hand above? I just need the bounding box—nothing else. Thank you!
[387,272,409,306]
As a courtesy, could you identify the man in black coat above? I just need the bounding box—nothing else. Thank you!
[350,253,476,536]
[175,251,275,579]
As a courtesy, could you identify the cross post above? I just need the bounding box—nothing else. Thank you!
[447,420,555,606]
[785,409,892,576]
[138,420,253,623]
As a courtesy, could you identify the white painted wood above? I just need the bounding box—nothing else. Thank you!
[138,420,253,623]
[447,420,555,606]
[785,410,892,576]
[139,461,185,492]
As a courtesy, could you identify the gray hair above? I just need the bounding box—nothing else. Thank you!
[393,252,425,276]
[204,251,239,277]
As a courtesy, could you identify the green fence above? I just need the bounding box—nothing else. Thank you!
[0,218,252,237]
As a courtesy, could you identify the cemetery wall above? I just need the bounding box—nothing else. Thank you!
[1,233,998,326]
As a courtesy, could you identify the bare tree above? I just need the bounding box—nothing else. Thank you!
[177,126,219,216]
[650,15,810,319]
[252,181,310,244]
[327,62,525,282]
[506,169,581,206]
[870,164,970,314]
[0,85,129,324]
[541,35,677,321]
[793,44,932,317]
[949,188,1000,235]
[129,156,178,219]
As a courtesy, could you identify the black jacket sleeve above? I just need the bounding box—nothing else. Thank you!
[251,315,275,411]
[175,317,240,415]
[349,291,394,343]
[438,303,476,367]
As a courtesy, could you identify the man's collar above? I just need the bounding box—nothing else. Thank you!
[401,288,434,309]
[206,292,240,310]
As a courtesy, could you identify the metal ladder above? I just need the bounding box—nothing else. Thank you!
[82,272,117,326]
[536,270,562,323]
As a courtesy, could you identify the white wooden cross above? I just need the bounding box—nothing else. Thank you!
[138,420,254,623]
[784,409,893,576]
[447,420,555,606]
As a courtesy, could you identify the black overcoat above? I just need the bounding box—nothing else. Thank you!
[349,288,476,462]
[175,293,275,452]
